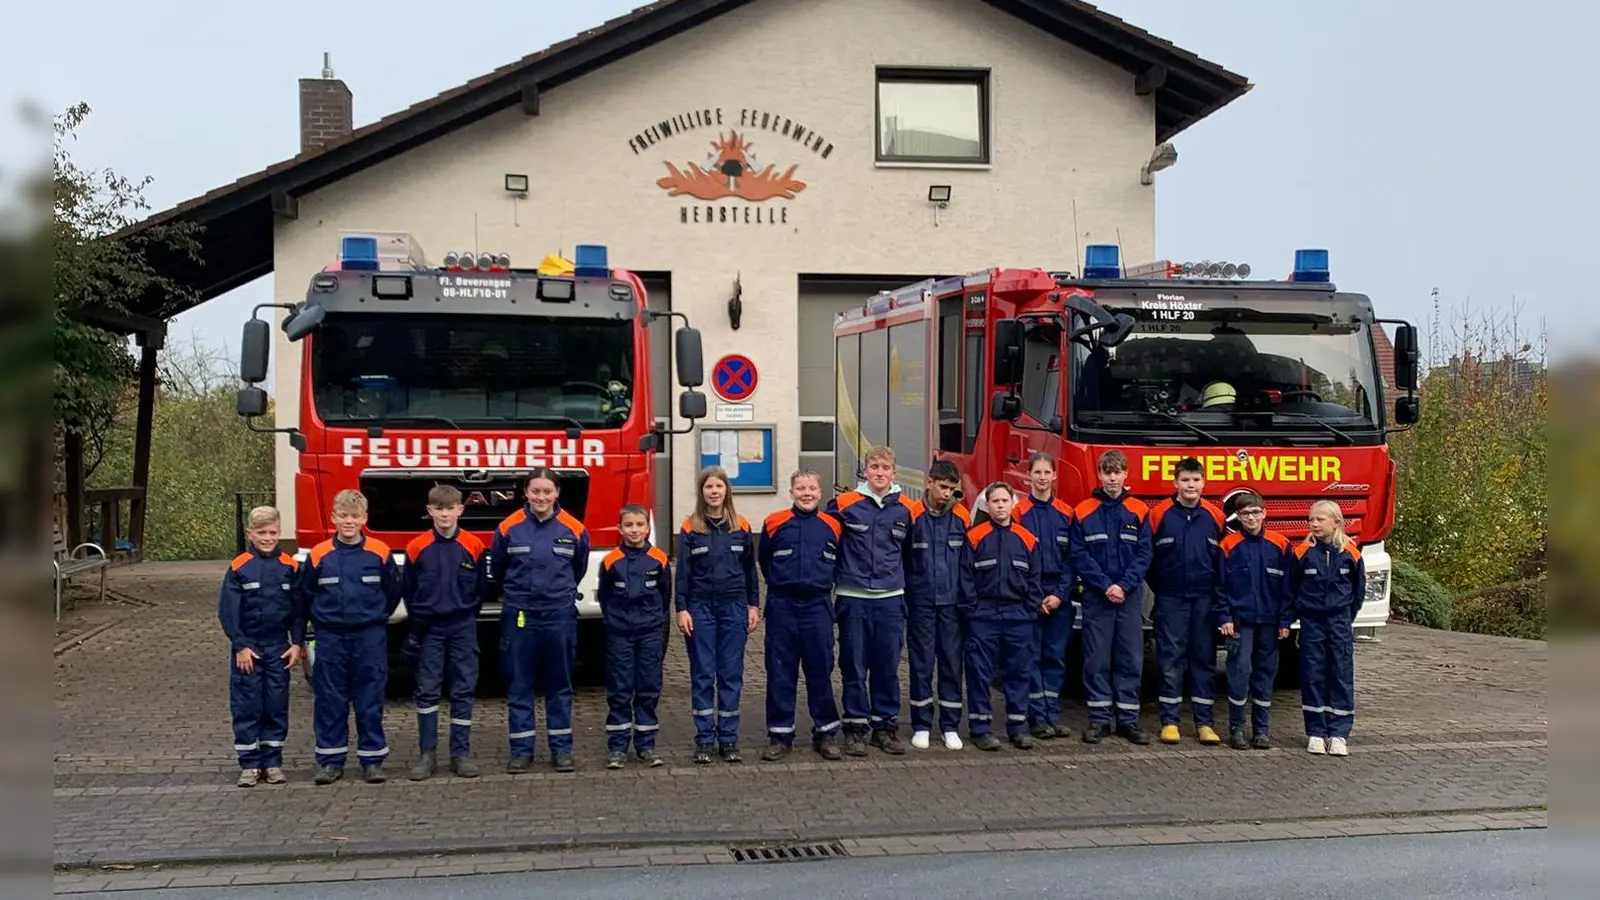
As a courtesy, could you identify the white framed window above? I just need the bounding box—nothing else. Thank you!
[876,67,990,165]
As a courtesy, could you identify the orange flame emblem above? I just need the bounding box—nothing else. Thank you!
[656,130,807,202]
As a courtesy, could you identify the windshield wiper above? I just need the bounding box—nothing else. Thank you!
[1268,412,1355,445]
[509,415,587,435]
[1078,410,1221,443]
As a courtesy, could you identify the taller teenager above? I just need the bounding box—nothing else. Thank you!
[826,445,922,756]
[1013,452,1075,741]
[1147,457,1226,746]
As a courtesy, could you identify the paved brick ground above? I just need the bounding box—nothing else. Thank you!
[54,562,1548,869]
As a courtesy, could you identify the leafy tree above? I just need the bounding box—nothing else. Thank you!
[53,102,201,437]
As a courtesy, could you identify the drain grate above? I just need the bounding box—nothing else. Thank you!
[728,841,849,863]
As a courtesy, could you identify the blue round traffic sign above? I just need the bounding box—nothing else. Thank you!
[711,354,759,402]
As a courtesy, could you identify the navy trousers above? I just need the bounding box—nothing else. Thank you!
[907,600,964,734]
[312,625,389,769]
[502,607,577,757]
[605,625,665,753]
[837,594,906,735]
[413,618,479,758]
[1154,594,1217,727]
[1299,614,1355,739]
[229,638,290,769]
[1027,601,1074,726]
[685,600,748,748]
[964,603,1038,738]
[764,591,841,745]
[1225,623,1279,734]
[1081,596,1143,726]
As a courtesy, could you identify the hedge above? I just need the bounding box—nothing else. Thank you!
[1451,576,1546,641]
[1390,559,1453,630]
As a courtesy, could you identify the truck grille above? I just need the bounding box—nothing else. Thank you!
[360,470,590,534]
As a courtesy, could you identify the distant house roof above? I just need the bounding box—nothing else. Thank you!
[1373,326,1398,392]
[113,0,1250,330]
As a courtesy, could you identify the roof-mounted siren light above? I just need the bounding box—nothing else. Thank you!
[574,244,609,279]
[340,235,380,272]
[1082,244,1122,279]
[1290,248,1330,283]
[475,252,495,271]
[442,251,461,269]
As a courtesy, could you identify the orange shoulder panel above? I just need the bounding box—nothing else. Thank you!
[648,546,670,566]
[364,538,393,560]
[819,512,843,539]
[835,491,865,510]
[1050,498,1075,520]
[1219,532,1245,555]
[967,521,994,547]
[1124,497,1150,521]
[556,510,586,536]
[1200,500,1226,529]
[680,516,696,534]
[405,532,436,561]
[1012,524,1039,552]
[1149,498,1173,532]
[458,531,487,557]
[1345,542,1362,563]
[1073,499,1101,520]
[309,539,337,566]
[1013,496,1034,517]
[1293,542,1312,559]
[953,503,973,526]
[736,514,752,532]
[764,509,795,536]
[601,547,626,570]
[898,496,924,519]
[1264,531,1291,551]
[229,552,253,571]
[497,508,528,536]
[278,552,299,570]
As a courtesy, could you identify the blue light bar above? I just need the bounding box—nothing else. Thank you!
[1291,248,1330,283]
[574,243,609,278]
[340,235,380,271]
[1083,244,1122,279]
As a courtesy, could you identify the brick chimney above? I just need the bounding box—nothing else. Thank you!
[298,52,352,154]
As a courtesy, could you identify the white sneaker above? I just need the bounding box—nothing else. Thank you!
[1328,737,1349,757]
[943,731,964,750]
[1307,736,1327,755]
[910,730,930,750]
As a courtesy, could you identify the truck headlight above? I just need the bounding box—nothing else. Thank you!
[1365,570,1390,607]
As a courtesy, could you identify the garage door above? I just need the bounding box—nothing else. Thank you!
[638,273,674,544]
[796,275,934,500]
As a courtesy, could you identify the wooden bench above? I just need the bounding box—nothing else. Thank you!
[54,523,109,621]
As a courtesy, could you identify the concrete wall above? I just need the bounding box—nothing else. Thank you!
[273,0,1159,532]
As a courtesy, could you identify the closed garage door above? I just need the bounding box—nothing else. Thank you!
[639,273,674,543]
[796,275,936,500]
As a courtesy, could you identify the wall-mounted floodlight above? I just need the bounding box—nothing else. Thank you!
[505,173,530,194]
[928,184,952,206]
[1140,142,1177,185]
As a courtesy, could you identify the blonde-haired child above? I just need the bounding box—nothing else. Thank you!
[1290,500,1366,757]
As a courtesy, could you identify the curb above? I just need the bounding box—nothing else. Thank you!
[53,621,120,658]
[52,803,1548,872]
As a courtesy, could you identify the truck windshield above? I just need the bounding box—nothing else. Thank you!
[311,312,635,429]
[1069,292,1383,441]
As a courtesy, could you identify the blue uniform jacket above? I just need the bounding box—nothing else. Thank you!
[1070,490,1154,601]
[1291,538,1366,620]
[403,529,486,625]
[907,502,971,606]
[219,548,304,652]
[1014,494,1075,596]
[1215,529,1294,629]
[1148,497,1225,602]
[825,485,923,594]
[299,536,401,633]
[958,519,1045,613]
[758,506,842,598]
[674,514,758,611]
[489,505,590,614]
[596,543,671,633]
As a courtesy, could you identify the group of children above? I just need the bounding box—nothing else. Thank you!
[219,447,1367,785]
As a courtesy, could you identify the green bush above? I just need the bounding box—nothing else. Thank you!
[1390,559,1453,630]
[1452,576,1546,641]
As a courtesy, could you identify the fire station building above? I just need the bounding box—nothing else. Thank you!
[157,0,1248,538]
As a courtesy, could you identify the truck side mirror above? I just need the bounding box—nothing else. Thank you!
[1394,396,1420,425]
[990,391,1021,422]
[283,303,326,342]
[992,318,1024,386]
[237,385,268,417]
[1393,324,1420,392]
[675,328,704,387]
[679,390,707,420]
[240,319,270,384]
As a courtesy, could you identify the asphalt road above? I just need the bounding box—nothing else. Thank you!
[73,829,1545,899]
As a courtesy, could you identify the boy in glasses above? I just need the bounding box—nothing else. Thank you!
[1214,491,1293,749]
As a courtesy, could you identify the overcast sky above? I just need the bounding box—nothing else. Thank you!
[12,0,1594,365]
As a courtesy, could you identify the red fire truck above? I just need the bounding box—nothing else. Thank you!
[832,246,1421,676]
[235,234,707,681]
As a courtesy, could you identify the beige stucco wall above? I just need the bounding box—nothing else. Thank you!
[272,0,1160,533]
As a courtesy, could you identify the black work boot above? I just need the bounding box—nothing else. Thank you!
[842,732,869,757]
[313,765,342,785]
[1081,723,1110,744]
[1118,722,1152,746]
[1052,722,1072,739]
[506,755,532,774]
[719,743,743,763]
[606,751,627,770]
[1029,723,1056,740]
[1010,733,1035,750]
[870,730,907,755]
[693,746,714,765]
[1230,728,1250,751]
[361,764,386,784]
[972,733,1002,751]
[408,751,437,781]
[450,756,481,778]
[761,742,792,762]
[552,752,575,773]
[1251,731,1273,750]
[816,739,843,761]
[636,749,664,768]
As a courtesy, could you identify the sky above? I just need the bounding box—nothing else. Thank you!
[11,0,1595,366]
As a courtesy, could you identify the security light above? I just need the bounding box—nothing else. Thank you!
[1140,143,1178,185]
[928,184,952,205]
[505,173,530,194]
